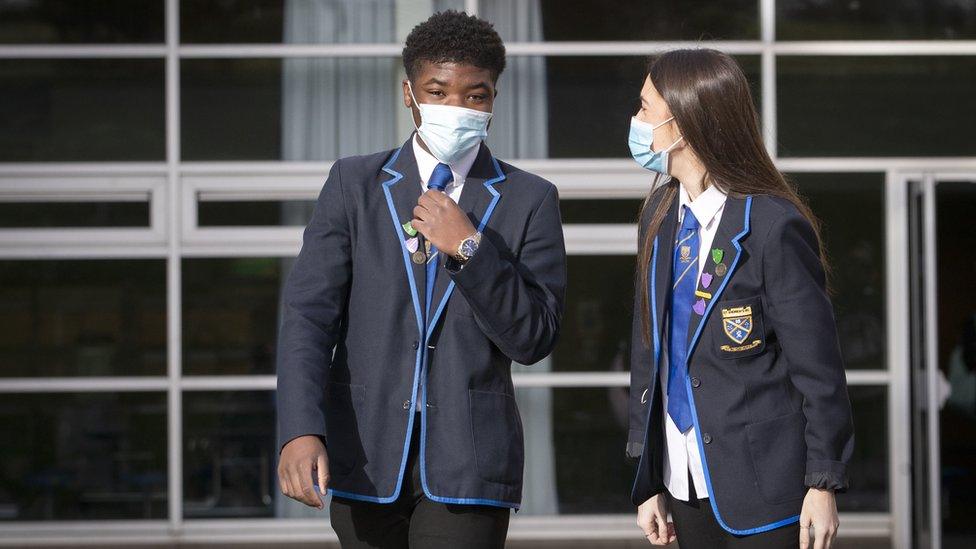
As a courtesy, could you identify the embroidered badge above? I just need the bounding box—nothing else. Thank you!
[680,245,692,263]
[721,305,752,344]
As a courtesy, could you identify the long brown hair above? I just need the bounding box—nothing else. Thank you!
[636,49,829,344]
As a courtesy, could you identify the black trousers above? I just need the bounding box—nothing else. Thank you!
[666,472,800,549]
[329,414,510,549]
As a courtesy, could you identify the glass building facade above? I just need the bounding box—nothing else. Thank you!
[1,1,975,547]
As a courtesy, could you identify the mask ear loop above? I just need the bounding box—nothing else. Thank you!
[406,80,423,132]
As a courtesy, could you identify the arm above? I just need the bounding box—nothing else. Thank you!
[276,160,353,454]
[762,207,855,491]
[628,216,654,460]
[447,183,567,365]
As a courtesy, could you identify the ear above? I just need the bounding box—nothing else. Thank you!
[402,79,413,109]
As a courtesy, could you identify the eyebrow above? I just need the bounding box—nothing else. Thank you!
[421,78,492,92]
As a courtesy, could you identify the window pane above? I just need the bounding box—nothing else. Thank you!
[791,173,887,371]
[552,255,636,372]
[0,392,168,520]
[183,391,276,518]
[182,258,286,376]
[777,0,976,40]
[0,0,163,44]
[778,56,976,157]
[181,56,759,160]
[0,59,165,161]
[0,260,167,377]
[560,199,643,224]
[841,385,888,512]
[488,0,758,41]
[197,200,315,227]
[180,0,463,43]
[516,386,632,514]
[0,201,150,228]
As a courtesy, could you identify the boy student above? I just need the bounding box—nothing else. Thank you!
[276,11,567,549]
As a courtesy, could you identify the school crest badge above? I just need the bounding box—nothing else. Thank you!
[721,305,753,345]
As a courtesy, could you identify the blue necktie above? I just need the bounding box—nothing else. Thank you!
[667,205,699,432]
[424,163,453,322]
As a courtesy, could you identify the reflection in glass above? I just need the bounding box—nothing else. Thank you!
[0,260,167,377]
[182,258,288,376]
[791,173,887,370]
[560,199,643,224]
[777,0,976,40]
[0,201,150,228]
[840,385,888,512]
[552,255,636,372]
[0,0,164,44]
[0,59,165,161]
[183,391,278,518]
[0,392,167,520]
[486,0,759,41]
[180,0,463,43]
[778,56,976,157]
[197,200,315,227]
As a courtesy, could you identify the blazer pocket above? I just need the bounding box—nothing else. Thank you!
[468,389,524,485]
[324,381,367,475]
[713,295,766,359]
[745,411,808,505]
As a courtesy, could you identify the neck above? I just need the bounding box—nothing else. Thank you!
[672,160,707,201]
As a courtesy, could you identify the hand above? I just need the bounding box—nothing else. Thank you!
[799,488,838,549]
[278,435,329,509]
[637,494,676,545]
[412,190,476,257]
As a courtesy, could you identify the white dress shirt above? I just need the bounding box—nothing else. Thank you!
[660,181,728,501]
[412,133,480,202]
[411,134,481,411]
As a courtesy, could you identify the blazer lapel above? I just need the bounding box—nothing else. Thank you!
[381,137,427,332]
[652,190,680,350]
[684,195,753,358]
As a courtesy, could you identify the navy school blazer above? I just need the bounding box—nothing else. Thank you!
[275,135,567,509]
[628,183,855,535]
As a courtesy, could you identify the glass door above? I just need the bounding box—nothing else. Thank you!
[909,175,976,549]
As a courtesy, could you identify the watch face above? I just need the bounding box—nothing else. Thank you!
[461,238,478,257]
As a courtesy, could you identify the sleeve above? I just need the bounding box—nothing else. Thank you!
[762,207,855,491]
[446,183,567,365]
[627,203,655,460]
[275,160,353,454]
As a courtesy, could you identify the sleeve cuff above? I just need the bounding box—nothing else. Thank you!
[805,460,849,492]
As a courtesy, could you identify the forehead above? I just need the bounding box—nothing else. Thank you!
[415,61,495,85]
[640,75,660,102]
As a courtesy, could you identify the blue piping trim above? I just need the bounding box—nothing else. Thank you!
[419,156,518,510]
[683,197,799,535]
[630,235,661,497]
[329,144,426,504]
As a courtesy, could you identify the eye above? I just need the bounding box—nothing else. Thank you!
[468,94,487,102]
[427,89,445,97]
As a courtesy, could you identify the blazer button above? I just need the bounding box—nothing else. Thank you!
[402,400,411,410]
[412,341,419,350]
[702,433,712,444]
[691,377,701,388]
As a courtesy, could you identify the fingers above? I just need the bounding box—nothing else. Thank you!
[813,524,827,549]
[799,516,812,549]
[412,204,432,223]
[419,190,446,208]
[316,453,330,494]
[654,512,669,545]
[281,459,323,509]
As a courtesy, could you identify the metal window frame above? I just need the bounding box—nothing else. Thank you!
[2,0,972,545]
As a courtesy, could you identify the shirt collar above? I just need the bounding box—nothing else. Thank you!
[412,132,480,190]
[678,181,727,229]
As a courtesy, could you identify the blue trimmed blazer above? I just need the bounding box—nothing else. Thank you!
[275,135,566,509]
[628,182,855,534]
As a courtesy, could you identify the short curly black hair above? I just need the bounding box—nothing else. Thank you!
[402,10,506,83]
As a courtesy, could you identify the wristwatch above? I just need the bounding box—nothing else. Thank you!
[455,231,482,264]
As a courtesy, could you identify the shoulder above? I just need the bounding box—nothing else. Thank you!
[495,159,559,204]
[330,147,399,181]
[746,193,813,239]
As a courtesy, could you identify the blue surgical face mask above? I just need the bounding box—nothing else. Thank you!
[628,116,684,174]
[408,80,493,165]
